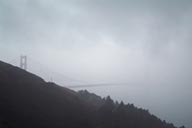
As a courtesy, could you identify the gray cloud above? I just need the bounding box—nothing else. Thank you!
[1,0,192,127]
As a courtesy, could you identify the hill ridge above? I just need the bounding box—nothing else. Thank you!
[0,60,177,128]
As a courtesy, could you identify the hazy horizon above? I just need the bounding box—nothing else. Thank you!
[0,0,192,127]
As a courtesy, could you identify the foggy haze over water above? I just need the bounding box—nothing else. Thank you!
[0,0,192,127]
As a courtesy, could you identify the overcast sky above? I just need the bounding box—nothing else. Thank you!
[0,0,192,127]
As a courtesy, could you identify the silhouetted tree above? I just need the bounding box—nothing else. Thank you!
[179,126,186,128]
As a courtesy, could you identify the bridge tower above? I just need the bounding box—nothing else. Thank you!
[20,55,27,70]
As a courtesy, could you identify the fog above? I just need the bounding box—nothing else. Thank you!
[0,0,192,127]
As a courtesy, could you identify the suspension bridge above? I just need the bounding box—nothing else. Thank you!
[6,55,134,89]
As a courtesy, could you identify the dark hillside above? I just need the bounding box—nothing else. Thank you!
[0,60,177,128]
[78,90,176,128]
[0,61,92,128]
